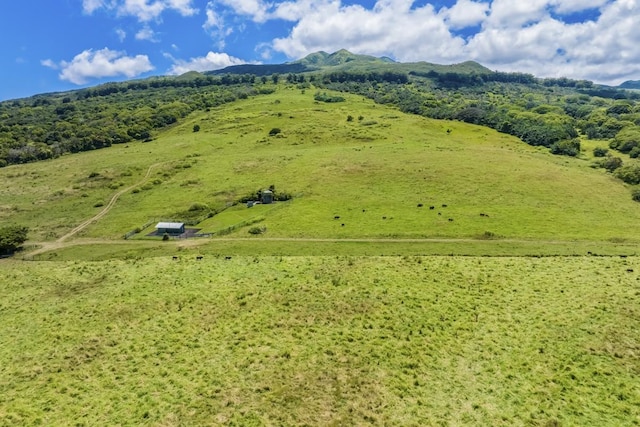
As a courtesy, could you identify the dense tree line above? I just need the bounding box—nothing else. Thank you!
[0,76,268,166]
[3,65,640,169]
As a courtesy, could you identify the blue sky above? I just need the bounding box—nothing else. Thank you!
[1,0,638,101]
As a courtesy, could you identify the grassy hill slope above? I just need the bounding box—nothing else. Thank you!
[1,85,639,249]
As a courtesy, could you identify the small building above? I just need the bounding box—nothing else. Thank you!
[156,222,185,235]
[261,190,274,204]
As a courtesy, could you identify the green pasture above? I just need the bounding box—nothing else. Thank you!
[1,85,640,246]
[1,256,638,426]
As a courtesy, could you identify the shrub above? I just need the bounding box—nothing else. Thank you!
[593,147,609,157]
[193,124,200,132]
[94,201,104,207]
[162,233,170,241]
[188,202,209,212]
[0,225,29,255]
[632,188,640,202]
[614,164,640,184]
[269,128,282,136]
[550,139,580,156]
[599,156,623,172]
[248,226,267,235]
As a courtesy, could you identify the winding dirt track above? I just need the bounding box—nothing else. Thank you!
[26,162,166,257]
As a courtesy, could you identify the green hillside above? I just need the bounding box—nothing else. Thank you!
[1,53,640,427]
[1,85,639,252]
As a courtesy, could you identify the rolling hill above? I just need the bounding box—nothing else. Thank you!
[0,51,639,426]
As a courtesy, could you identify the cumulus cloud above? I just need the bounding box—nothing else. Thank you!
[440,0,490,29]
[167,51,252,75]
[82,0,197,21]
[53,48,154,85]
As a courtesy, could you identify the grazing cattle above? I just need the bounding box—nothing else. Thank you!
[448,218,454,222]
[442,204,448,208]
[172,256,179,260]
[626,268,634,273]
[196,256,203,261]
[341,223,345,227]
[382,216,387,220]
[438,212,441,216]
[417,203,423,208]
[334,216,340,220]
[225,256,232,260]
[429,206,435,210]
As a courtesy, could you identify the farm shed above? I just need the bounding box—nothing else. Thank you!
[156,222,185,235]
[261,190,274,204]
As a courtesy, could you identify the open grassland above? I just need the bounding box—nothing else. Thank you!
[1,85,640,248]
[0,256,638,426]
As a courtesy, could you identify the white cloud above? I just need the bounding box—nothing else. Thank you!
[115,28,127,42]
[271,1,465,63]
[167,51,253,75]
[135,26,158,41]
[82,0,197,22]
[551,0,610,14]
[56,48,154,85]
[41,59,57,69]
[441,0,490,29]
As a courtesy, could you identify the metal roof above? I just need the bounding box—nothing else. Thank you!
[156,222,184,229]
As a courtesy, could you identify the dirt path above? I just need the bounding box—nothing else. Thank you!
[24,163,167,258]
[57,162,166,243]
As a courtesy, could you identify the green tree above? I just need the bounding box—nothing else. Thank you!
[0,225,29,255]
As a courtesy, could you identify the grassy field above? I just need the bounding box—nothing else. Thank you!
[1,85,640,246]
[1,256,639,426]
[2,85,640,426]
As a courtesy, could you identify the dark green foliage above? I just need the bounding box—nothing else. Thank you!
[248,226,267,235]
[0,76,260,167]
[613,164,640,184]
[599,156,623,172]
[550,139,580,157]
[162,233,170,241]
[268,128,282,136]
[314,92,345,103]
[610,128,640,154]
[593,147,609,157]
[0,225,28,255]
[193,124,200,132]
[632,188,640,202]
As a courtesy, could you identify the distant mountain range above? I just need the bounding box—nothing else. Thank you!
[206,49,492,78]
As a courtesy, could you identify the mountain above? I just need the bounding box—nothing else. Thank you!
[207,49,492,77]
[619,80,640,90]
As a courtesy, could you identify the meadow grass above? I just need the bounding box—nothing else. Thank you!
[2,85,640,245]
[0,256,638,426]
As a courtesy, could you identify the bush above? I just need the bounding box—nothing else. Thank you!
[550,139,580,156]
[0,225,29,255]
[268,128,282,136]
[188,202,209,212]
[632,188,640,202]
[248,226,267,235]
[614,164,640,184]
[599,156,623,172]
[193,124,200,132]
[593,147,609,157]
